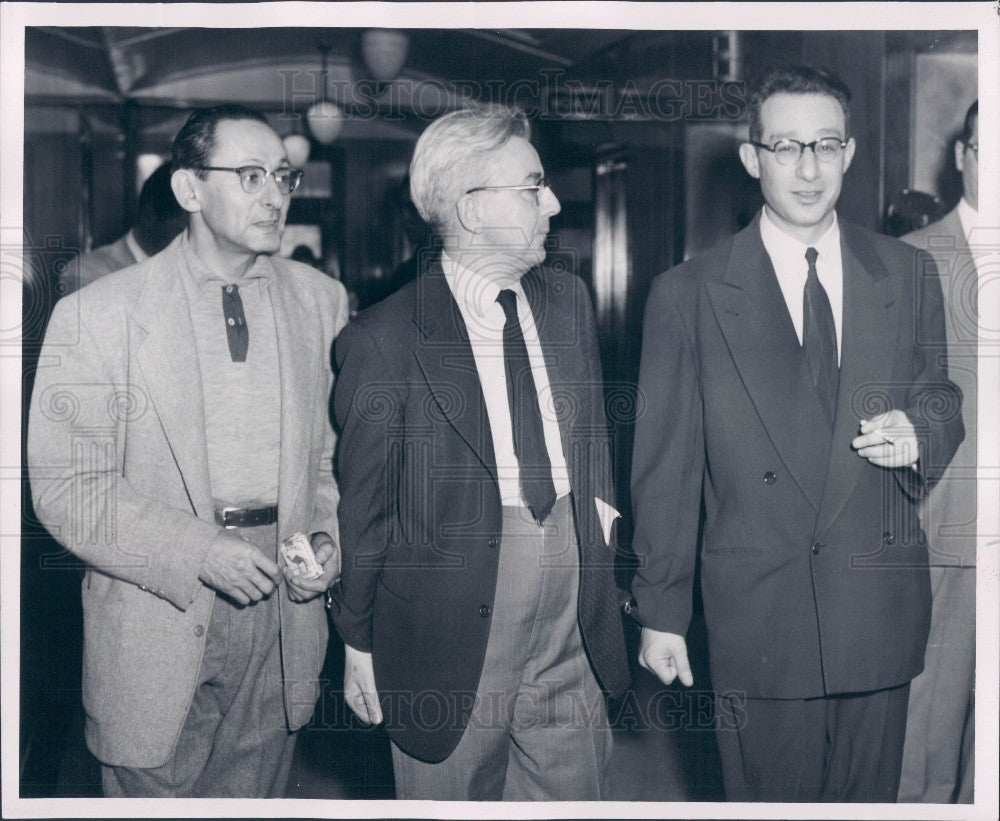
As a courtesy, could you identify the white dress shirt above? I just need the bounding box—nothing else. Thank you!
[759,207,844,363]
[442,251,571,508]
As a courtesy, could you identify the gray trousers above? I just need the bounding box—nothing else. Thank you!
[898,565,975,803]
[391,496,612,800]
[101,523,296,797]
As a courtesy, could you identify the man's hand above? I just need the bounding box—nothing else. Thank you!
[638,627,694,687]
[852,410,919,469]
[284,531,341,603]
[199,531,281,605]
[344,644,383,725]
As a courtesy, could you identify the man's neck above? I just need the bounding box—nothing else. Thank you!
[187,225,256,281]
[441,242,526,291]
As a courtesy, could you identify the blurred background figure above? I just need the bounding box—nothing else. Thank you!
[61,161,186,296]
[897,99,978,805]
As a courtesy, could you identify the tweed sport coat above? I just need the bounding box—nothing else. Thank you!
[28,234,349,767]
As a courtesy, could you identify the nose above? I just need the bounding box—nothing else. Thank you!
[540,184,561,218]
[259,172,286,208]
[796,146,820,181]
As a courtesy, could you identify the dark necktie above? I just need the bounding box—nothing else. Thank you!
[497,289,556,524]
[802,247,839,425]
[221,283,248,362]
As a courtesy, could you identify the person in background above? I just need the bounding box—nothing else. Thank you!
[28,103,348,797]
[630,64,963,802]
[330,107,629,800]
[61,161,187,295]
[897,99,979,804]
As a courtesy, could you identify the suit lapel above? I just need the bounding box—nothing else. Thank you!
[706,221,829,511]
[133,245,214,521]
[814,223,899,537]
[412,263,498,483]
[270,263,319,533]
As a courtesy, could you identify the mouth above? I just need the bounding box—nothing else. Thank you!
[792,191,823,205]
[255,218,282,229]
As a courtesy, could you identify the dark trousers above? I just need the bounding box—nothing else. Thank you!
[102,523,296,797]
[715,683,911,802]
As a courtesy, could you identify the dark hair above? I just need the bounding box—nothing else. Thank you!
[747,64,852,142]
[138,161,184,222]
[171,104,270,179]
[960,99,978,145]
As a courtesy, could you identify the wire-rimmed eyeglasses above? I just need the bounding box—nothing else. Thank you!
[465,178,552,205]
[964,141,978,159]
[749,138,849,166]
[195,165,304,195]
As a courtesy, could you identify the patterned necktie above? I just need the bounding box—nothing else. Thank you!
[497,289,556,524]
[802,247,839,425]
[221,283,249,362]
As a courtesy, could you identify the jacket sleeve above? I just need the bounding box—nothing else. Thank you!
[328,318,403,652]
[628,275,705,636]
[898,247,965,499]
[27,295,218,610]
[307,278,350,543]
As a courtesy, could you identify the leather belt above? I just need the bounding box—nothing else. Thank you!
[214,505,278,529]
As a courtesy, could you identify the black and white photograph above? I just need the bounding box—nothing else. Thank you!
[1,2,997,818]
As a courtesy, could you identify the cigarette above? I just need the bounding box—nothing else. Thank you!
[876,431,895,445]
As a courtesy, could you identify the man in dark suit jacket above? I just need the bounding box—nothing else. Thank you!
[630,65,963,802]
[330,107,629,800]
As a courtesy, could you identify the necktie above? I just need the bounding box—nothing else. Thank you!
[802,247,838,425]
[221,283,248,362]
[497,289,556,524]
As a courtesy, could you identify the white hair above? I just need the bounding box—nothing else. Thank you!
[409,107,531,231]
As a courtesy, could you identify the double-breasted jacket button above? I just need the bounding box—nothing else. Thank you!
[882,531,894,545]
[763,471,777,485]
[479,604,491,618]
[811,542,822,555]
[194,624,205,637]
[488,537,499,549]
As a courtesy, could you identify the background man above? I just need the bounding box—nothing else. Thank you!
[630,65,963,802]
[28,104,347,797]
[61,161,187,295]
[330,107,629,800]
[898,99,979,804]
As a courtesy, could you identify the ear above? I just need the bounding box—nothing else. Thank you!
[841,137,857,174]
[954,139,966,175]
[171,169,202,214]
[738,142,761,179]
[455,192,482,234]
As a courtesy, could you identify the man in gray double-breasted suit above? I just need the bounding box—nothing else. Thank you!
[28,104,348,797]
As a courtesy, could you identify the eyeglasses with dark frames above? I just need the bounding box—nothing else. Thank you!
[749,137,849,166]
[465,178,552,205]
[195,165,303,195]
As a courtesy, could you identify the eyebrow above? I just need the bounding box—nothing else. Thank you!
[765,129,844,140]
[524,171,543,183]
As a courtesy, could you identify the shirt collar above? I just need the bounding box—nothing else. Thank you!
[441,249,523,319]
[759,206,841,271]
[956,197,978,240]
[178,231,274,288]
[125,230,147,264]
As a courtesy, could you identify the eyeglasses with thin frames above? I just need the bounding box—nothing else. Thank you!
[465,178,552,205]
[749,138,849,166]
[194,165,304,195]
[964,142,978,159]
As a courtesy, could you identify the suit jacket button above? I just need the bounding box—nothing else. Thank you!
[479,604,491,618]
[763,471,777,485]
[883,531,894,545]
[811,542,821,555]
[194,625,205,637]
[488,537,499,549]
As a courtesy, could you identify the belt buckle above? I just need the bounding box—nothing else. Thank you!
[215,506,242,528]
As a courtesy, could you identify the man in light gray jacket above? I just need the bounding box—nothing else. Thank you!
[28,104,347,797]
